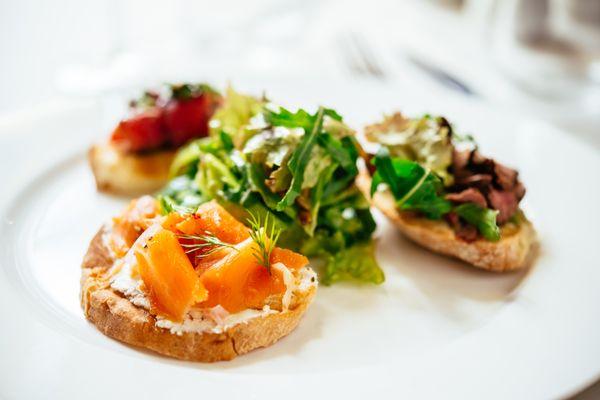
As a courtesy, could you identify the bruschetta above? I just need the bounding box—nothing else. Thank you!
[89,84,221,196]
[81,197,317,361]
[359,112,537,272]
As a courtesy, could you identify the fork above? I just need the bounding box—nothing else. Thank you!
[337,31,476,96]
[337,31,387,80]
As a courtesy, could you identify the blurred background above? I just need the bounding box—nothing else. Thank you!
[0,0,598,395]
[1,0,599,148]
[0,0,600,147]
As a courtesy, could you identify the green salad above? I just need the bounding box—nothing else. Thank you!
[159,88,384,285]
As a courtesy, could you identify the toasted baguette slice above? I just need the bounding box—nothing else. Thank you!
[356,170,537,272]
[81,228,317,362]
[88,144,176,196]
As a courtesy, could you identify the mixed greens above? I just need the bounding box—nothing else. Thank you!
[159,88,383,285]
[364,113,454,186]
[370,148,500,241]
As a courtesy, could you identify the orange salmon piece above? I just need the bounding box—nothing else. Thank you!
[135,228,208,321]
[199,238,286,313]
[110,196,158,257]
[175,201,250,244]
[270,247,308,271]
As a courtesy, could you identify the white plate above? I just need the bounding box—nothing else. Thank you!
[0,81,599,400]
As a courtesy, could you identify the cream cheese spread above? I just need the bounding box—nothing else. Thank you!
[104,226,317,336]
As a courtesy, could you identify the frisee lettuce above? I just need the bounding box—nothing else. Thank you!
[365,113,454,186]
[210,86,264,148]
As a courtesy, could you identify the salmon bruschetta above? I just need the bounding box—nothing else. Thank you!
[81,197,317,361]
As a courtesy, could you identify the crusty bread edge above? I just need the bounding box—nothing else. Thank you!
[88,144,176,196]
[81,228,317,362]
[356,169,537,272]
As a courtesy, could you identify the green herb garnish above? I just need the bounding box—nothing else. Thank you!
[247,211,282,274]
[178,232,238,259]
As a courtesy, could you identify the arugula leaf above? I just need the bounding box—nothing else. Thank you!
[264,106,342,131]
[454,203,501,241]
[265,106,315,131]
[323,108,343,122]
[276,107,324,210]
[317,133,358,175]
[306,163,338,235]
[371,149,452,219]
[370,147,401,198]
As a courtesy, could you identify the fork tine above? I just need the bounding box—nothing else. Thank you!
[349,32,385,79]
[337,34,367,77]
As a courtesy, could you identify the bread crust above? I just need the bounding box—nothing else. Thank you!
[88,144,176,196]
[356,170,537,272]
[81,228,316,362]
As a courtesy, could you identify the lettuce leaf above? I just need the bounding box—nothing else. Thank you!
[210,87,264,147]
[320,242,384,286]
[365,113,454,186]
[242,128,302,168]
[158,175,206,214]
[196,153,240,198]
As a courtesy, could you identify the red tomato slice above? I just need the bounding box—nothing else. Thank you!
[110,108,165,152]
[163,96,212,147]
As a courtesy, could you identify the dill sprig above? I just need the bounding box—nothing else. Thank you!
[178,231,237,260]
[247,211,282,274]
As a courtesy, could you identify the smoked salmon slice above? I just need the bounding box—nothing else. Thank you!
[135,228,208,321]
